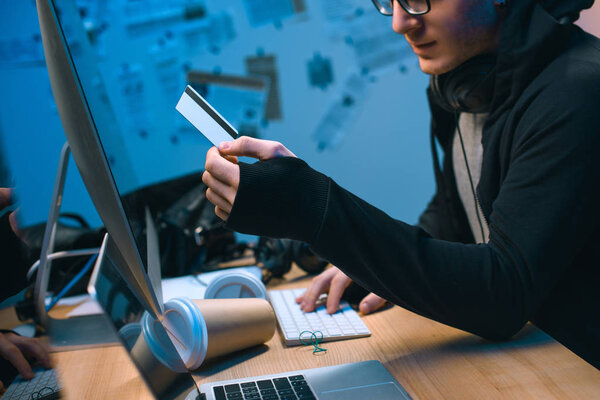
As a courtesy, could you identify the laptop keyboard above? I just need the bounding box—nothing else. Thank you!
[269,289,370,345]
[213,375,315,400]
[2,367,61,400]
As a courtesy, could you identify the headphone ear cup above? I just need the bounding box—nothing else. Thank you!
[254,238,293,278]
[430,55,496,114]
[290,241,329,275]
[430,73,454,113]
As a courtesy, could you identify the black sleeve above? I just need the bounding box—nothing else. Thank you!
[226,157,330,242]
[227,157,520,340]
[226,62,600,341]
[0,213,30,302]
[416,191,445,238]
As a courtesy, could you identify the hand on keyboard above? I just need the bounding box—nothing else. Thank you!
[296,266,388,315]
[0,332,52,380]
[270,289,371,345]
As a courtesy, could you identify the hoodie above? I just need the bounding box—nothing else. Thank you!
[226,0,600,368]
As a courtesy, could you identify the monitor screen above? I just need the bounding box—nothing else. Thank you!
[51,0,147,266]
[37,0,165,318]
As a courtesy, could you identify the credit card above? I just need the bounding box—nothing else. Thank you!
[175,85,238,147]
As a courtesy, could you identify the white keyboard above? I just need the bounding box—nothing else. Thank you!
[3,367,61,400]
[269,288,371,346]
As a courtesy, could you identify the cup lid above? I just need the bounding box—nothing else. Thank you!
[141,311,188,373]
[204,271,268,300]
[162,297,208,371]
[118,322,142,351]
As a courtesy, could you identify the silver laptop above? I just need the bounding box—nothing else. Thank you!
[89,234,412,400]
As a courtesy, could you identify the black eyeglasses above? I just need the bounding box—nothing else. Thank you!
[371,0,431,16]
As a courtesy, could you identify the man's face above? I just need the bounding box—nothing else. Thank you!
[393,0,503,75]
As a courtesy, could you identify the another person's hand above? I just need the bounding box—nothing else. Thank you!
[0,188,21,238]
[0,332,52,384]
[0,188,11,210]
[296,266,388,315]
[203,137,296,220]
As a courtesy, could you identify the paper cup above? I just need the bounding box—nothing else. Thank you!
[160,297,275,370]
[130,320,182,393]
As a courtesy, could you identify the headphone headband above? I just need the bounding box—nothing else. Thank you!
[430,54,497,114]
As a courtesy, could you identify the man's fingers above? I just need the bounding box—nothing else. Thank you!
[205,147,240,187]
[16,337,52,369]
[206,188,232,214]
[295,267,335,304]
[299,268,339,312]
[39,340,53,368]
[222,155,239,164]
[326,274,352,314]
[0,339,33,379]
[204,174,237,208]
[359,293,388,315]
[219,137,296,160]
[300,277,330,312]
[214,206,229,221]
[0,188,11,210]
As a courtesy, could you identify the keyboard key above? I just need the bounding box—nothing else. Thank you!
[260,388,277,395]
[295,386,313,394]
[213,386,227,400]
[273,377,292,390]
[225,383,241,393]
[297,392,316,400]
[278,389,296,396]
[257,380,274,390]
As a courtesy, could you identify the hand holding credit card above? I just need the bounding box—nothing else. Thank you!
[176,85,238,147]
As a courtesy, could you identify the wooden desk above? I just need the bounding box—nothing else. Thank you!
[7,271,600,400]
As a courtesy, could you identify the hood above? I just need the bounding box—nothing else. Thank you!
[539,0,595,22]
[488,0,595,123]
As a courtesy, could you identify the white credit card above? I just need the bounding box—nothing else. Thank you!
[175,85,238,146]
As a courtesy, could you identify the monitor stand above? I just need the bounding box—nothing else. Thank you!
[34,142,117,349]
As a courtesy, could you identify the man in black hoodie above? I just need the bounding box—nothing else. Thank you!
[202,0,600,368]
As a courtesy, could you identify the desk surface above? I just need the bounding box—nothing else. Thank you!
[5,270,600,400]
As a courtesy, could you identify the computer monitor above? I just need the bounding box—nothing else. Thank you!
[36,0,163,320]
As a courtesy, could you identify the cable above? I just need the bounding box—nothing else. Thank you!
[27,248,100,281]
[299,331,327,354]
[45,253,98,311]
[455,111,486,242]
